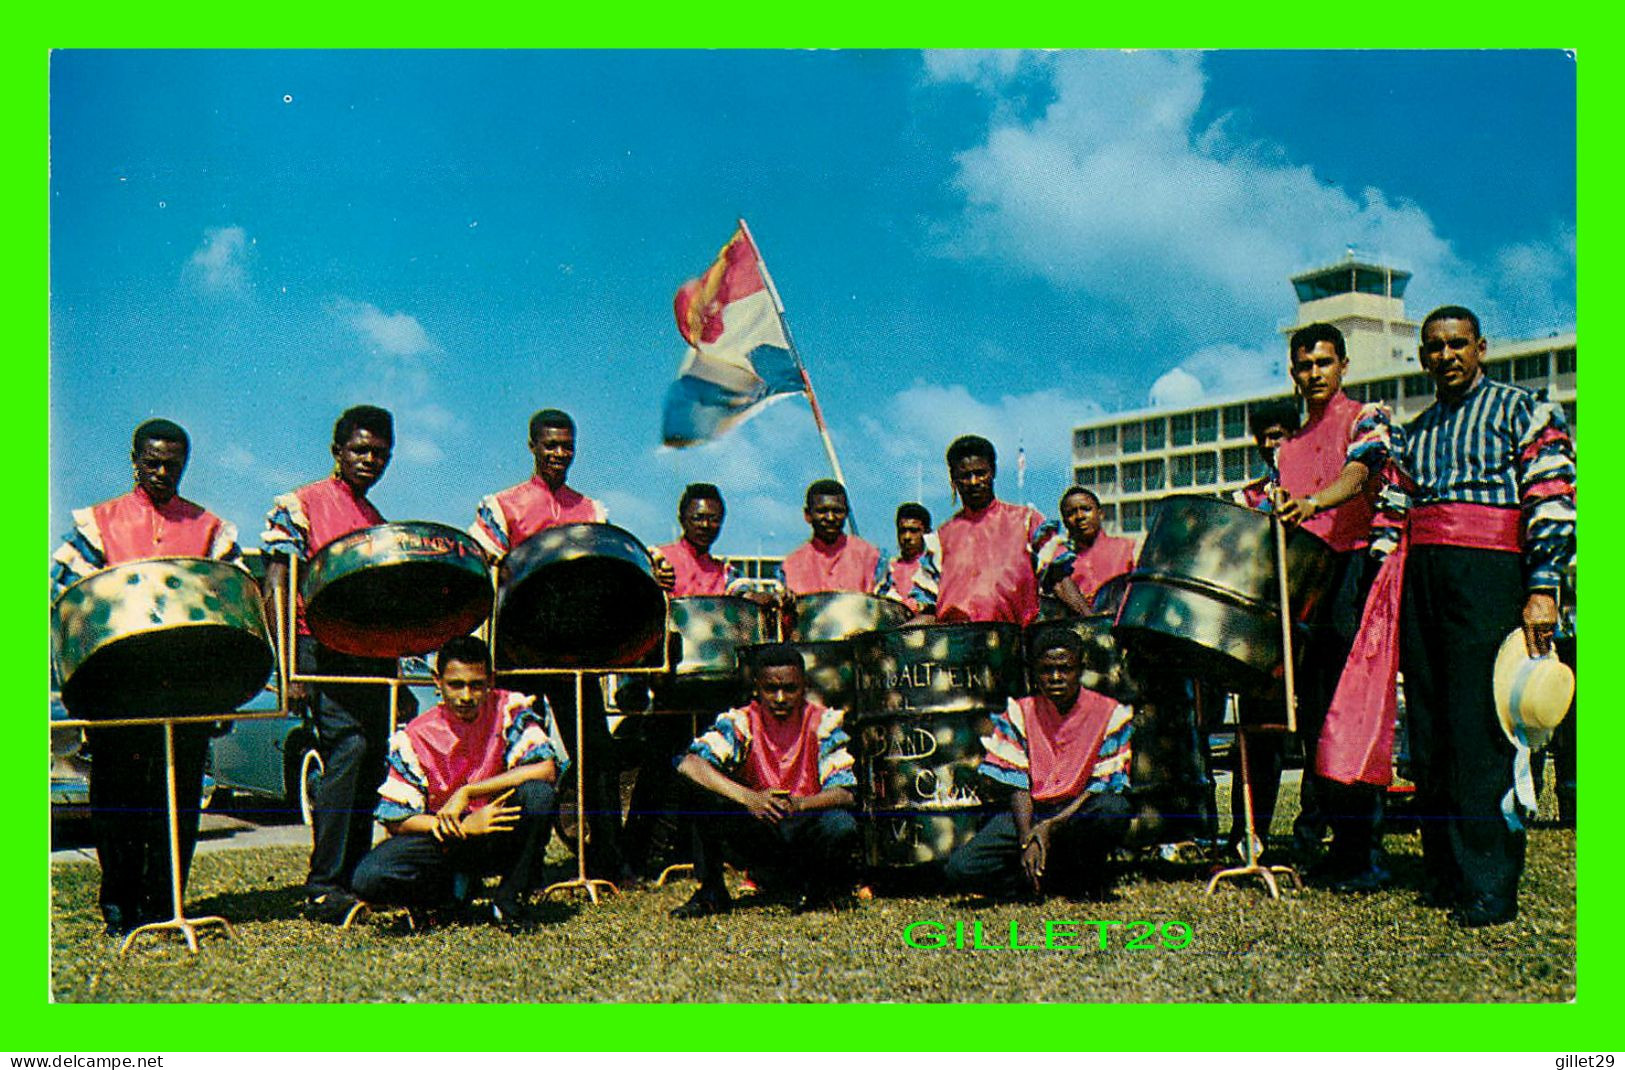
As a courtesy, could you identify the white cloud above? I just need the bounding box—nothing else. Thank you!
[1148,367,1205,409]
[329,299,459,466]
[338,300,434,357]
[184,225,250,294]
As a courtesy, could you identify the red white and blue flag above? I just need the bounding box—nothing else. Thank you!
[662,225,806,447]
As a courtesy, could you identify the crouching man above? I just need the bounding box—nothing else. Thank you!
[671,644,860,917]
[351,636,563,927]
[945,626,1133,900]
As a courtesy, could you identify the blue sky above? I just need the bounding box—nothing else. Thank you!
[49,50,1576,559]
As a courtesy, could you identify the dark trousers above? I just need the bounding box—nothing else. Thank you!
[1401,545,1527,906]
[533,674,626,876]
[687,784,859,898]
[88,723,211,924]
[622,715,699,875]
[303,637,398,896]
[944,792,1132,900]
[352,779,558,909]
[1233,550,1383,865]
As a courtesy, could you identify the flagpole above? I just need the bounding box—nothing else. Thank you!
[737,217,860,536]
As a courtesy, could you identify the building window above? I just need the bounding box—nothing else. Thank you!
[1100,504,1116,527]
[1073,466,1088,484]
[1514,353,1550,382]
[1345,383,1367,402]
[1563,402,1576,433]
[1074,429,1091,452]
[1195,452,1217,485]
[1250,452,1272,480]
[1095,425,1117,449]
[1121,461,1142,493]
[1091,465,1116,490]
[1195,409,1218,444]
[1404,373,1432,398]
[1223,404,1247,440]
[1169,413,1193,447]
[1484,359,1513,381]
[1143,458,1165,490]
[1143,417,1166,450]
[1120,421,1142,454]
[1171,454,1194,488]
[1367,378,1398,403]
[1556,348,1577,375]
[1223,446,1249,482]
[1121,500,1143,534]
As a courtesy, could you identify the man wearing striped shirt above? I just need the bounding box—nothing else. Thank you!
[1395,305,1575,928]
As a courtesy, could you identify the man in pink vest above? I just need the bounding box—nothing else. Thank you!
[262,405,402,923]
[934,435,1047,625]
[876,502,940,614]
[52,419,242,935]
[776,479,884,599]
[1034,486,1137,615]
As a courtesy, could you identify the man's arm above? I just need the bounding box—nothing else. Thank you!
[433,760,557,840]
[1516,398,1577,655]
[677,753,793,824]
[1279,459,1373,525]
[788,786,855,812]
[1052,576,1092,616]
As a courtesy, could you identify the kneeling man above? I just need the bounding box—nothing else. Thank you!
[946,627,1133,900]
[672,644,860,916]
[352,636,563,925]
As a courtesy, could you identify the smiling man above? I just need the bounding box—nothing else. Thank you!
[351,636,563,928]
[262,404,404,923]
[51,419,242,936]
[776,479,885,598]
[1034,486,1136,616]
[945,626,1133,901]
[671,644,859,917]
[933,435,1048,625]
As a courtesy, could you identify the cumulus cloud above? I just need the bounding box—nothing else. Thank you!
[1148,367,1205,409]
[923,51,1574,347]
[329,298,458,466]
[184,225,250,294]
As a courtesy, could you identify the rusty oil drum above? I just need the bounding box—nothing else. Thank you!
[1114,495,1335,694]
[850,622,1023,868]
[52,557,274,719]
[302,522,492,658]
[789,592,910,642]
[495,522,667,669]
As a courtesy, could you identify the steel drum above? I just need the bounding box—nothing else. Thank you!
[738,639,858,714]
[52,557,274,719]
[853,622,1024,715]
[790,592,910,643]
[1114,495,1335,693]
[495,522,667,669]
[669,596,772,679]
[1026,574,1139,703]
[303,522,492,658]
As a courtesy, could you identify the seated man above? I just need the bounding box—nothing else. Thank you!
[945,627,1133,901]
[351,636,563,927]
[876,501,940,614]
[777,479,885,598]
[671,644,860,917]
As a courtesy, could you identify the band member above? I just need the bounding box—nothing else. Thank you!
[651,482,774,604]
[262,405,402,923]
[670,644,859,917]
[52,419,241,935]
[468,408,628,882]
[776,480,884,598]
[1393,306,1574,926]
[1232,397,1300,512]
[1270,323,1392,890]
[875,502,940,614]
[352,637,562,929]
[934,435,1047,625]
[1034,486,1136,614]
[945,626,1133,900]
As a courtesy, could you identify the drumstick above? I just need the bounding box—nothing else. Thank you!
[1271,489,1298,734]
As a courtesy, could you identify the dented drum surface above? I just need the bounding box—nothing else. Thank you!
[789,592,911,642]
[853,622,1024,715]
[1114,495,1335,693]
[52,557,274,719]
[303,521,492,658]
[854,708,992,868]
[496,523,667,669]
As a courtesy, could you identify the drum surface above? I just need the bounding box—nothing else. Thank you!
[496,523,667,669]
[52,557,274,719]
[738,639,857,714]
[790,592,910,643]
[1114,495,1335,693]
[669,596,772,679]
[855,709,992,868]
[303,522,492,658]
[1025,615,1140,704]
[854,622,1024,715]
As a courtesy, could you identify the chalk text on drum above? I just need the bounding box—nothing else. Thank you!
[903,918,1193,951]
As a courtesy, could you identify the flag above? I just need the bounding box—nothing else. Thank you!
[662,226,805,447]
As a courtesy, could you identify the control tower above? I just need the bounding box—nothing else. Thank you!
[1282,254,1418,380]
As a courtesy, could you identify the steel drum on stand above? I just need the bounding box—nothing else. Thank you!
[303,522,492,658]
[495,523,667,669]
[660,595,773,711]
[851,622,1023,868]
[52,558,275,719]
[789,592,910,642]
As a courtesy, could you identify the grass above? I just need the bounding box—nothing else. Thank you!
[48,780,1576,1003]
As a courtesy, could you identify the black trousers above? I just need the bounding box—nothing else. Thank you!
[351,779,558,910]
[303,637,398,896]
[87,722,212,924]
[944,792,1132,900]
[1233,549,1383,864]
[1401,545,1528,906]
[532,674,626,876]
[687,784,859,898]
[621,715,699,875]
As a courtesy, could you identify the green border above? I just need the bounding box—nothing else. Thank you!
[21,17,1614,1053]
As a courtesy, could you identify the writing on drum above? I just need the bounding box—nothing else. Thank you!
[865,661,994,694]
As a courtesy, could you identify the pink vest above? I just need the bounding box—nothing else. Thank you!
[780,535,881,596]
[295,476,386,558]
[1068,533,1136,604]
[1022,689,1120,803]
[93,488,226,564]
[1276,391,1375,553]
[496,477,604,547]
[403,690,517,813]
[741,701,825,797]
[657,538,729,597]
[936,500,1043,625]
[887,556,923,612]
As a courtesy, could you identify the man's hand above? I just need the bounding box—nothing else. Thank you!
[1522,592,1560,656]
[458,789,521,838]
[1021,820,1052,893]
[743,789,795,826]
[433,787,473,842]
[1276,496,1320,526]
[652,555,677,591]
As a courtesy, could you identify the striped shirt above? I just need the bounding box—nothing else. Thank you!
[979,696,1133,798]
[875,539,941,614]
[470,477,607,562]
[1393,373,1576,591]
